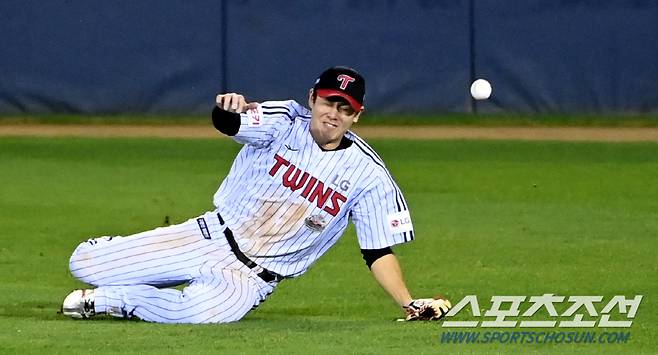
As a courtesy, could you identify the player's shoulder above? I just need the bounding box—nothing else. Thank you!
[260,100,311,121]
[345,131,391,174]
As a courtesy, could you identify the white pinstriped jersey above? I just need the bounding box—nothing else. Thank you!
[213,100,414,277]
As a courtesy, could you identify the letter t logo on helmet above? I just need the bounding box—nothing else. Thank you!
[337,74,355,90]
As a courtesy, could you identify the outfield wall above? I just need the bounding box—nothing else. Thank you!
[1,1,656,115]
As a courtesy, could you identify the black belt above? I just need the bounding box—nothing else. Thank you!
[218,213,284,283]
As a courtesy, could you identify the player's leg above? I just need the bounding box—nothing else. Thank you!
[68,212,222,287]
[75,259,275,323]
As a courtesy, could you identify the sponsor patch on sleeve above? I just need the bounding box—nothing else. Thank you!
[245,105,264,127]
[387,210,413,234]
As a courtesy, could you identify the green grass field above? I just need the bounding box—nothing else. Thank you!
[0,136,656,354]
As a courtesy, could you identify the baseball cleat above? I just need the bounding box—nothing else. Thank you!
[61,289,96,319]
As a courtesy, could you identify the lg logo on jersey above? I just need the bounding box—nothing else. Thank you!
[390,217,411,228]
[387,210,413,234]
[269,154,347,216]
[330,174,351,191]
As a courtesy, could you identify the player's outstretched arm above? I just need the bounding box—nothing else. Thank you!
[370,254,452,321]
[370,254,413,307]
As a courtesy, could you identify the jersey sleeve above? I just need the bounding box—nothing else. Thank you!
[232,100,307,148]
[350,174,415,250]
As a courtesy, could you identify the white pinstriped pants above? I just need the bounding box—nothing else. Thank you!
[68,211,276,323]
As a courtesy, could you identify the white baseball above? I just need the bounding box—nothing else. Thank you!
[470,79,492,100]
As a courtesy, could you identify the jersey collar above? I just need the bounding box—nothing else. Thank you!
[318,136,353,152]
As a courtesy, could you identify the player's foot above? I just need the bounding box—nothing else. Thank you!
[61,289,96,319]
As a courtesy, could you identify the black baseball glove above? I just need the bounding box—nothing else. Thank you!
[402,297,452,321]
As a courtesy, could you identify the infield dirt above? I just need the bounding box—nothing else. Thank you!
[1,124,658,142]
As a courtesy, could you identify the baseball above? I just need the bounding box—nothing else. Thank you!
[470,79,492,100]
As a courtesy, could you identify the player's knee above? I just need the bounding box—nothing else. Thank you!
[68,238,108,285]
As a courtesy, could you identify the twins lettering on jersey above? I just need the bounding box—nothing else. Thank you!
[269,154,347,216]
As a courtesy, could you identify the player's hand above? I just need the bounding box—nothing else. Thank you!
[402,297,452,321]
[215,93,258,114]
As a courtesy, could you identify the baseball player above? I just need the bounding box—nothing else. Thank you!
[62,66,451,323]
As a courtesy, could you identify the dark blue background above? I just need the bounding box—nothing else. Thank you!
[1,0,656,115]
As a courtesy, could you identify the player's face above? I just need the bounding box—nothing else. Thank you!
[308,92,362,150]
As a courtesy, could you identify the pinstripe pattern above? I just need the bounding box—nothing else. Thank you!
[93,258,266,323]
[69,211,275,323]
[67,100,413,324]
[212,100,414,277]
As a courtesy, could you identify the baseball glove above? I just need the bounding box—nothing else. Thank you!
[402,297,452,321]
